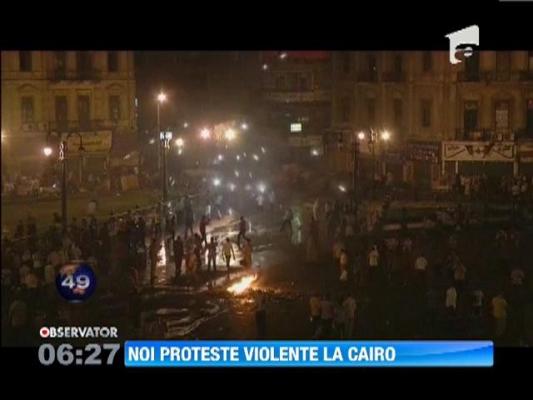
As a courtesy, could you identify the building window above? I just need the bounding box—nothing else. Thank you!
[496,51,511,80]
[422,51,432,72]
[77,52,92,78]
[394,54,403,74]
[55,96,68,131]
[394,98,403,127]
[77,95,91,130]
[21,96,34,123]
[108,51,119,72]
[342,52,351,74]
[368,53,377,73]
[421,99,432,127]
[495,101,510,134]
[53,52,67,80]
[340,97,351,123]
[526,99,533,137]
[367,98,376,125]
[464,101,479,133]
[275,75,286,90]
[299,74,309,91]
[109,95,121,121]
[19,51,32,72]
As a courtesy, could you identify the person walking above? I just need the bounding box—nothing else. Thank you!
[343,292,357,338]
[222,238,236,274]
[280,207,293,237]
[320,294,334,339]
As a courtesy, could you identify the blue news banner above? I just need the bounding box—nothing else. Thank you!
[124,341,493,367]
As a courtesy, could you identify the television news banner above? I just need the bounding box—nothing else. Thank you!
[6,21,533,367]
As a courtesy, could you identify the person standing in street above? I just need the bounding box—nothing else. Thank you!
[255,291,267,339]
[368,244,380,284]
[343,292,357,338]
[237,216,248,248]
[242,238,253,269]
[320,293,334,339]
[309,293,321,338]
[173,235,184,281]
[199,215,208,247]
[149,238,161,286]
[491,292,508,339]
[222,238,235,274]
[207,236,218,273]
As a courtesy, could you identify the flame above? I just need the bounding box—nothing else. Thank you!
[227,275,257,295]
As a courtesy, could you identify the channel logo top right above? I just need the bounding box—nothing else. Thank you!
[445,25,480,65]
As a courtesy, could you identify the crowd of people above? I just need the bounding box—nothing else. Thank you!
[304,192,532,344]
[1,188,258,346]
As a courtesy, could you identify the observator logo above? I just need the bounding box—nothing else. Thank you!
[40,326,118,339]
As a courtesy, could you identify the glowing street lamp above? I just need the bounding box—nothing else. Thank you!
[224,128,236,141]
[200,128,211,140]
[157,92,167,103]
[217,154,224,161]
[257,182,266,193]
[228,182,236,192]
[252,154,259,161]
[279,52,287,59]
[241,122,248,130]
[213,178,221,187]
[262,64,269,71]
[338,184,347,193]
[43,146,53,157]
[175,137,184,147]
[183,122,189,128]
[381,130,391,141]
[357,131,366,140]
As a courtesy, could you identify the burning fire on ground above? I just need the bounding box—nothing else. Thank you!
[227,275,257,295]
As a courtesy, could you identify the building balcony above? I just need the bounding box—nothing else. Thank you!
[49,69,102,82]
[263,89,330,103]
[49,120,108,133]
[382,71,406,83]
[455,128,518,141]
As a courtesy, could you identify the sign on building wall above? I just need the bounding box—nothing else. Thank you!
[288,134,323,148]
[62,131,113,156]
[442,141,515,162]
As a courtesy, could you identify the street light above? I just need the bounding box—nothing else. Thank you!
[57,133,84,234]
[175,137,185,147]
[241,122,248,130]
[43,146,53,157]
[213,178,221,187]
[156,91,168,226]
[224,128,236,141]
[157,92,167,103]
[183,122,189,128]
[357,131,366,140]
[381,130,391,141]
[200,128,211,140]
